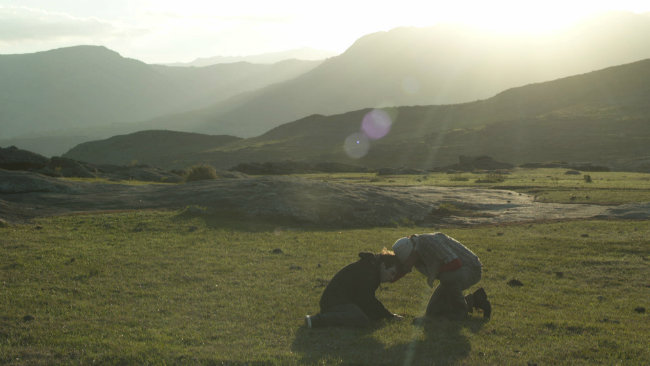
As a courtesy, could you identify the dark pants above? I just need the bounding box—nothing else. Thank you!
[426,264,482,320]
[312,303,370,328]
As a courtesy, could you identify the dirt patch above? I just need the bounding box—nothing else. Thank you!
[1,170,647,227]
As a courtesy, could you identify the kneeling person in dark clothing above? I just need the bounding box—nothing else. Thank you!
[305,250,403,328]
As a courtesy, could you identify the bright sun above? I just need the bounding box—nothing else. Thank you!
[430,2,599,35]
[376,0,650,36]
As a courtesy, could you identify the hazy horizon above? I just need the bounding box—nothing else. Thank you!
[1,1,650,64]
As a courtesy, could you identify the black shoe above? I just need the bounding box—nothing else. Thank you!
[472,288,491,319]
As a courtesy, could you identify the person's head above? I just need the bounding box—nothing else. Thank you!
[390,236,418,281]
[392,237,414,263]
[378,248,401,283]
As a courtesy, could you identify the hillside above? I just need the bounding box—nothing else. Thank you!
[64,59,650,172]
[234,59,650,170]
[140,12,650,138]
[64,130,241,167]
[0,46,320,154]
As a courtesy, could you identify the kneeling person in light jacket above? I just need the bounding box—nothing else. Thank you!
[392,233,491,320]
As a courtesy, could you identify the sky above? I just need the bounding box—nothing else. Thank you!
[1,0,649,64]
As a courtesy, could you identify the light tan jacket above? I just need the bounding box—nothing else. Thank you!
[412,233,481,287]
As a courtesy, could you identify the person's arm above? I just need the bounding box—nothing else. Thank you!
[356,286,394,320]
[414,241,441,287]
[416,234,460,286]
[352,264,395,320]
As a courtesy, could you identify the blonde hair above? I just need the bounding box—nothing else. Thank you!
[381,247,395,256]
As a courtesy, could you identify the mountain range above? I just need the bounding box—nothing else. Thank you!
[2,11,650,164]
[148,12,650,138]
[0,46,321,154]
[165,47,337,67]
[64,58,650,172]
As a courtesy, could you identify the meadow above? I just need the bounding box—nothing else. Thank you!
[299,168,650,204]
[1,169,649,365]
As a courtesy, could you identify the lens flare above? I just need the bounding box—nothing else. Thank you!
[361,109,392,140]
[344,133,370,159]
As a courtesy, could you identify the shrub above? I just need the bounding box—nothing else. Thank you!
[185,165,217,182]
[475,172,506,183]
[450,173,469,181]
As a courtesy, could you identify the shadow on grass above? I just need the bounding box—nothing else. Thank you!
[292,317,486,365]
[292,324,386,365]
[388,317,486,366]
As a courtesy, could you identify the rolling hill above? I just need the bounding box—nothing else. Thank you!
[63,130,241,168]
[141,12,650,139]
[63,58,650,172]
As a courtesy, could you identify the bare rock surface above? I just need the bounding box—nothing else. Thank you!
[1,170,647,227]
[0,169,80,194]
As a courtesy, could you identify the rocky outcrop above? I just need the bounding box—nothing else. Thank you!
[3,170,643,227]
[42,157,96,178]
[0,170,80,194]
[0,146,49,170]
[0,145,183,182]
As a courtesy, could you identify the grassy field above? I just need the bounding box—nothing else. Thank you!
[1,209,648,365]
[299,168,650,204]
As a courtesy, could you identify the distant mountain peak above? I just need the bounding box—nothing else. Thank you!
[38,45,120,56]
[165,47,337,67]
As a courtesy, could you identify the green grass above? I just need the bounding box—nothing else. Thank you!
[298,168,650,204]
[1,211,648,365]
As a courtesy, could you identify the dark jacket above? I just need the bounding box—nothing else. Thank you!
[319,252,393,320]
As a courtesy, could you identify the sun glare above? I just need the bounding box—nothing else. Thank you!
[398,1,650,36]
[435,2,591,35]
